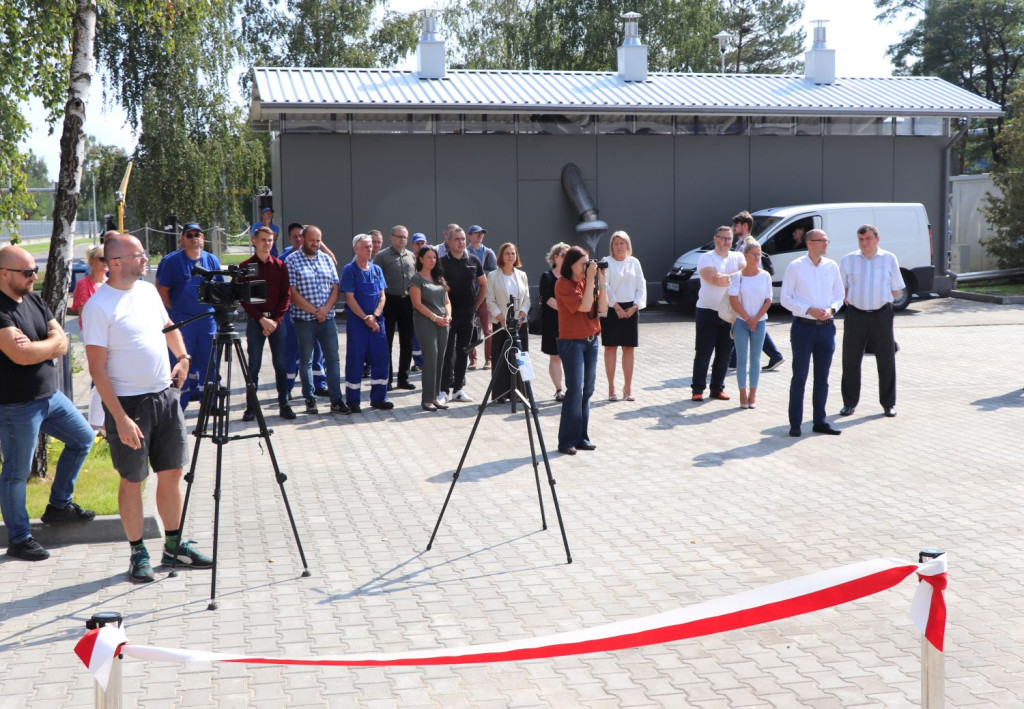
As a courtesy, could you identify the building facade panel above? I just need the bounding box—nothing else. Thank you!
[350,136,437,245]
[674,136,751,253]
[822,137,896,205]
[749,137,825,211]
[435,135,519,245]
[278,133,353,260]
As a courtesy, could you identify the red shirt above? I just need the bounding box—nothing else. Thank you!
[555,277,601,339]
[72,276,103,330]
[240,254,290,323]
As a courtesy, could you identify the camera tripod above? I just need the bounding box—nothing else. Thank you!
[426,303,572,563]
[165,307,310,610]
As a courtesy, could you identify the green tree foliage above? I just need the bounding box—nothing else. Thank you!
[80,140,129,224]
[875,0,1024,164]
[985,86,1024,266]
[241,0,418,70]
[21,151,53,220]
[721,0,806,74]
[440,0,802,74]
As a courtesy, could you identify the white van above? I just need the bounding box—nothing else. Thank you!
[662,202,935,311]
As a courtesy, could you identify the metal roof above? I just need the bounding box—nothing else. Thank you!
[250,67,1003,122]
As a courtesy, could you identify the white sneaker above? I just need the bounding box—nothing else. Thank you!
[437,391,448,405]
[453,389,472,402]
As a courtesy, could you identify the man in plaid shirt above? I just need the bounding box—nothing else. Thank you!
[284,225,348,416]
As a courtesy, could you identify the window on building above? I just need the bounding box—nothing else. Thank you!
[635,115,673,135]
[749,117,795,136]
[518,114,595,135]
[351,113,434,134]
[696,116,747,136]
[598,115,634,135]
[825,117,891,136]
[463,114,514,134]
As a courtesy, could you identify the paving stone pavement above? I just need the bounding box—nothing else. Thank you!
[2,296,1023,708]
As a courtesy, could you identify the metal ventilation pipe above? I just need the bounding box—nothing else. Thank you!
[561,163,608,253]
[804,19,835,85]
[417,9,445,80]
[617,12,648,82]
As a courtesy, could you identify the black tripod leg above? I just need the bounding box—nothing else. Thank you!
[170,335,223,577]
[425,375,498,551]
[523,378,572,564]
[518,370,547,530]
[206,338,236,609]
[232,339,311,576]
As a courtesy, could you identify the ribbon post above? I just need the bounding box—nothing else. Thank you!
[76,612,125,708]
[917,549,947,708]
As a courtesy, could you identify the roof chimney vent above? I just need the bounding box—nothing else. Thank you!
[804,20,835,85]
[416,9,445,80]
[617,12,647,82]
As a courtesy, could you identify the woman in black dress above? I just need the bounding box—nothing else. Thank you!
[539,242,569,401]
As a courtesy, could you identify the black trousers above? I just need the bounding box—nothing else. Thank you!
[490,322,529,401]
[841,304,896,409]
[383,295,414,385]
[441,306,475,394]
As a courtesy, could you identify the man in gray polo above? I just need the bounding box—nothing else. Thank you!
[373,225,417,391]
[839,224,905,418]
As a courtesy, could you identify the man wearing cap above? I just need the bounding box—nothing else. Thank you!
[341,234,394,412]
[250,207,280,258]
[156,223,223,410]
[466,225,497,370]
[0,246,96,562]
[373,225,417,391]
[240,226,295,421]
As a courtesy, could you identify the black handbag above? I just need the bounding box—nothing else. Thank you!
[527,302,543,336]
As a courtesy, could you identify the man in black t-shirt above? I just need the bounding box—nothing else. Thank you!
[0,246,96,562]
[438,225,487,403]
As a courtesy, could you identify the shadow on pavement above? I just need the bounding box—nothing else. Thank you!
[971,389,1024,412]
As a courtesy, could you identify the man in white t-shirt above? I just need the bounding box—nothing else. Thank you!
[83,233,212,584]
[691,226,745,402]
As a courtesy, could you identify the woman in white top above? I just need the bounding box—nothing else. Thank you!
[600,231,646,402]
[728,238,773,409]
[486,242,531,403]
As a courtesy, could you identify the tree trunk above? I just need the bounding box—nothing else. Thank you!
[33,0,97,480]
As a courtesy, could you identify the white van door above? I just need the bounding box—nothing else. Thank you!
[760,214,820,302]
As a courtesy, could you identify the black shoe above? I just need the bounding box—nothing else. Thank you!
[242,408,256,422]
[411,365,422,373]
[884,407,897,418]
[812,424,842,435]
[279,404,297,420]
[7,537,50,561]
[576,441,597,451]
[41,501,96,525]
[839,406,856,416]
[763,357,785,372]
[371,400,395,410]
[387,383,395,391]
[315,387,330,398]
[397,381,416,390]
[789,427,802,437]
[305,397,319,415]
[558,447,577,455]
[347,403,361,413]
[330,401,351,414]
[362,366,371,377]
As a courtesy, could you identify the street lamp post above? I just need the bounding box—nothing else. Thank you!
[713,30,733,74]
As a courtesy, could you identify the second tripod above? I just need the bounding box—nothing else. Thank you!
[426,311,572,563]
[167,306,311,610]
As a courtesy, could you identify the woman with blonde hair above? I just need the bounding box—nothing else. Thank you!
[601,231,646,401]
[72,243,108,430]
[538,242,569,400]
[728,238,772,409]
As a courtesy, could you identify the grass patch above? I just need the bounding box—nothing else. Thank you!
[959,282,1024,296]
[23,237,94,254]
[25,436,122,518]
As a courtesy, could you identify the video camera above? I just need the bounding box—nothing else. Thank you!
[193,264,267,307]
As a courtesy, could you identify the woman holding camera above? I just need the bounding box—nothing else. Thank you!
[409,246,452,412]
[601,231,646,402]
[539,242,569,401]
[485,243,531,403]
[555,246,608,455]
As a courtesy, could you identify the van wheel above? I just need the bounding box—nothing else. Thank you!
[892,271,916,311]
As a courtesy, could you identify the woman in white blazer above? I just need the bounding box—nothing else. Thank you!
[601,230,647,402]
[486,242,531,403]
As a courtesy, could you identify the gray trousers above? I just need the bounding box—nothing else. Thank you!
[413,313,449,404]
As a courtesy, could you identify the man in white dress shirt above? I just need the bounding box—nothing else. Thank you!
[838,224,905,419]
[780,229,845,437]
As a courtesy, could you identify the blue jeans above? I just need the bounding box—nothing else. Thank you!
[245,319,290,406]
[557,337,598,450]
[0,391,94,544]
[788,318,836,428]
[293,318,343,403]
[732,319,767,389]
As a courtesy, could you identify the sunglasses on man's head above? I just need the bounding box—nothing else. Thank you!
[3,266,40,278]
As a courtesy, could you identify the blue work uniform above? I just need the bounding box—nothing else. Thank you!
[157,249,223,409]
[340,261,389,406]
[280,245,327,395]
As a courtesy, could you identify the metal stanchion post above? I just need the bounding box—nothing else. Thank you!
[919,548,945,708]
[87,612,123,709]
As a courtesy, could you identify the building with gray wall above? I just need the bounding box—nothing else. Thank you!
[249,15,1000,301]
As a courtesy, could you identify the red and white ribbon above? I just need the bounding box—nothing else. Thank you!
[75,556,946,690]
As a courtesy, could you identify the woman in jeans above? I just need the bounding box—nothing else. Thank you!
[409,246,452,412]
[554,246,608,455]
[728,239,773,409]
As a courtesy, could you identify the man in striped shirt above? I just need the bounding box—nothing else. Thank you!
[838,224,905,419]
